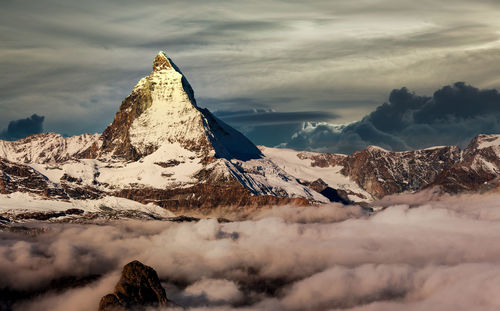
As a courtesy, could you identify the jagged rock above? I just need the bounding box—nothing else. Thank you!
[300,178,351,204]
[340,145,462,198]
[98,260,170,311]
[428,134,500,193]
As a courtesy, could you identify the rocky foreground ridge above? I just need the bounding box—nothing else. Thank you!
[99,260,173,311]
[1,52,500,218]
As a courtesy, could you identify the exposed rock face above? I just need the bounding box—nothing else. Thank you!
[341,146,462,198]
[429,134,500,193]
[299,178,351,204]
[98,261,169,311]
[285,135,500,199]
[0,158,68,199]
[297,152,346,168]
[113,183,309,211]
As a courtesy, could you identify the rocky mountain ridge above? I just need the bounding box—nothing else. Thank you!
[1,52,499,218]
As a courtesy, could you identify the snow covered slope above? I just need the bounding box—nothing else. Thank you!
[0,133,101,163]
[259,147,372,202]
[0,192,173,216]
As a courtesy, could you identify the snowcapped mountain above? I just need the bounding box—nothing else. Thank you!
[0,52,328,218]
[100,52,262,162]
[1,52,500,220]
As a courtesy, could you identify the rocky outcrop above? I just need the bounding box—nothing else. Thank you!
[341,146,461,198]
[297,152,346,168]
[300,178,351,204]
[98,260,170,311]
[0,159,68,199]
[428,134,500,193]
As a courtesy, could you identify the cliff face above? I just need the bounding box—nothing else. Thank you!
[429,134,500,193]
[340,146,462,198]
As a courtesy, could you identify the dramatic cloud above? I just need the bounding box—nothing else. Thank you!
[1,0,500,136]
[0,114,45,141]
[3,192,500,310]
[214,108,339,146]
[282,82,500,153]
[214,109,339,126]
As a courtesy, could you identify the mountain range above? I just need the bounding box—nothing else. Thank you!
[1,52,499,220]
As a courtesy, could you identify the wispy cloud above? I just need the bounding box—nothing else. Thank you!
[1,0,500,138]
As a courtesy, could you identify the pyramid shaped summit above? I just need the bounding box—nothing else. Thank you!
[100,51,261,162]
[152,51,173,71]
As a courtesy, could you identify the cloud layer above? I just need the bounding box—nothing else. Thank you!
[282,82,500,153]
[3,191,500,310]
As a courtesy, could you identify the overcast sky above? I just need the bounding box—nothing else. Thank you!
[1,0,500,150]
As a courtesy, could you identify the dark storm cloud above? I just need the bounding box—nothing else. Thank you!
[1,0,500,139]
[282,82,500,154]
[0,114,45,141]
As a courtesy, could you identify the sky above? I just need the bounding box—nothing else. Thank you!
[1,0,500,153]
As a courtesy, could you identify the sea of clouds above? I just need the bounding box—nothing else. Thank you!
[2,190,500,310]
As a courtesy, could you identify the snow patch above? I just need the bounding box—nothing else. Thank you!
[477,135,500,149]
[0,192,174,217]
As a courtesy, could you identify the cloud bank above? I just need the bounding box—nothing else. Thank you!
[0,114,45,141]
[3,192,500,310]
[213,108,340,146]
[282,82,500,153]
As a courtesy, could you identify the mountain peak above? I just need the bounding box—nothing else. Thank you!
[100,52,262,162]
[153,51,173,71]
